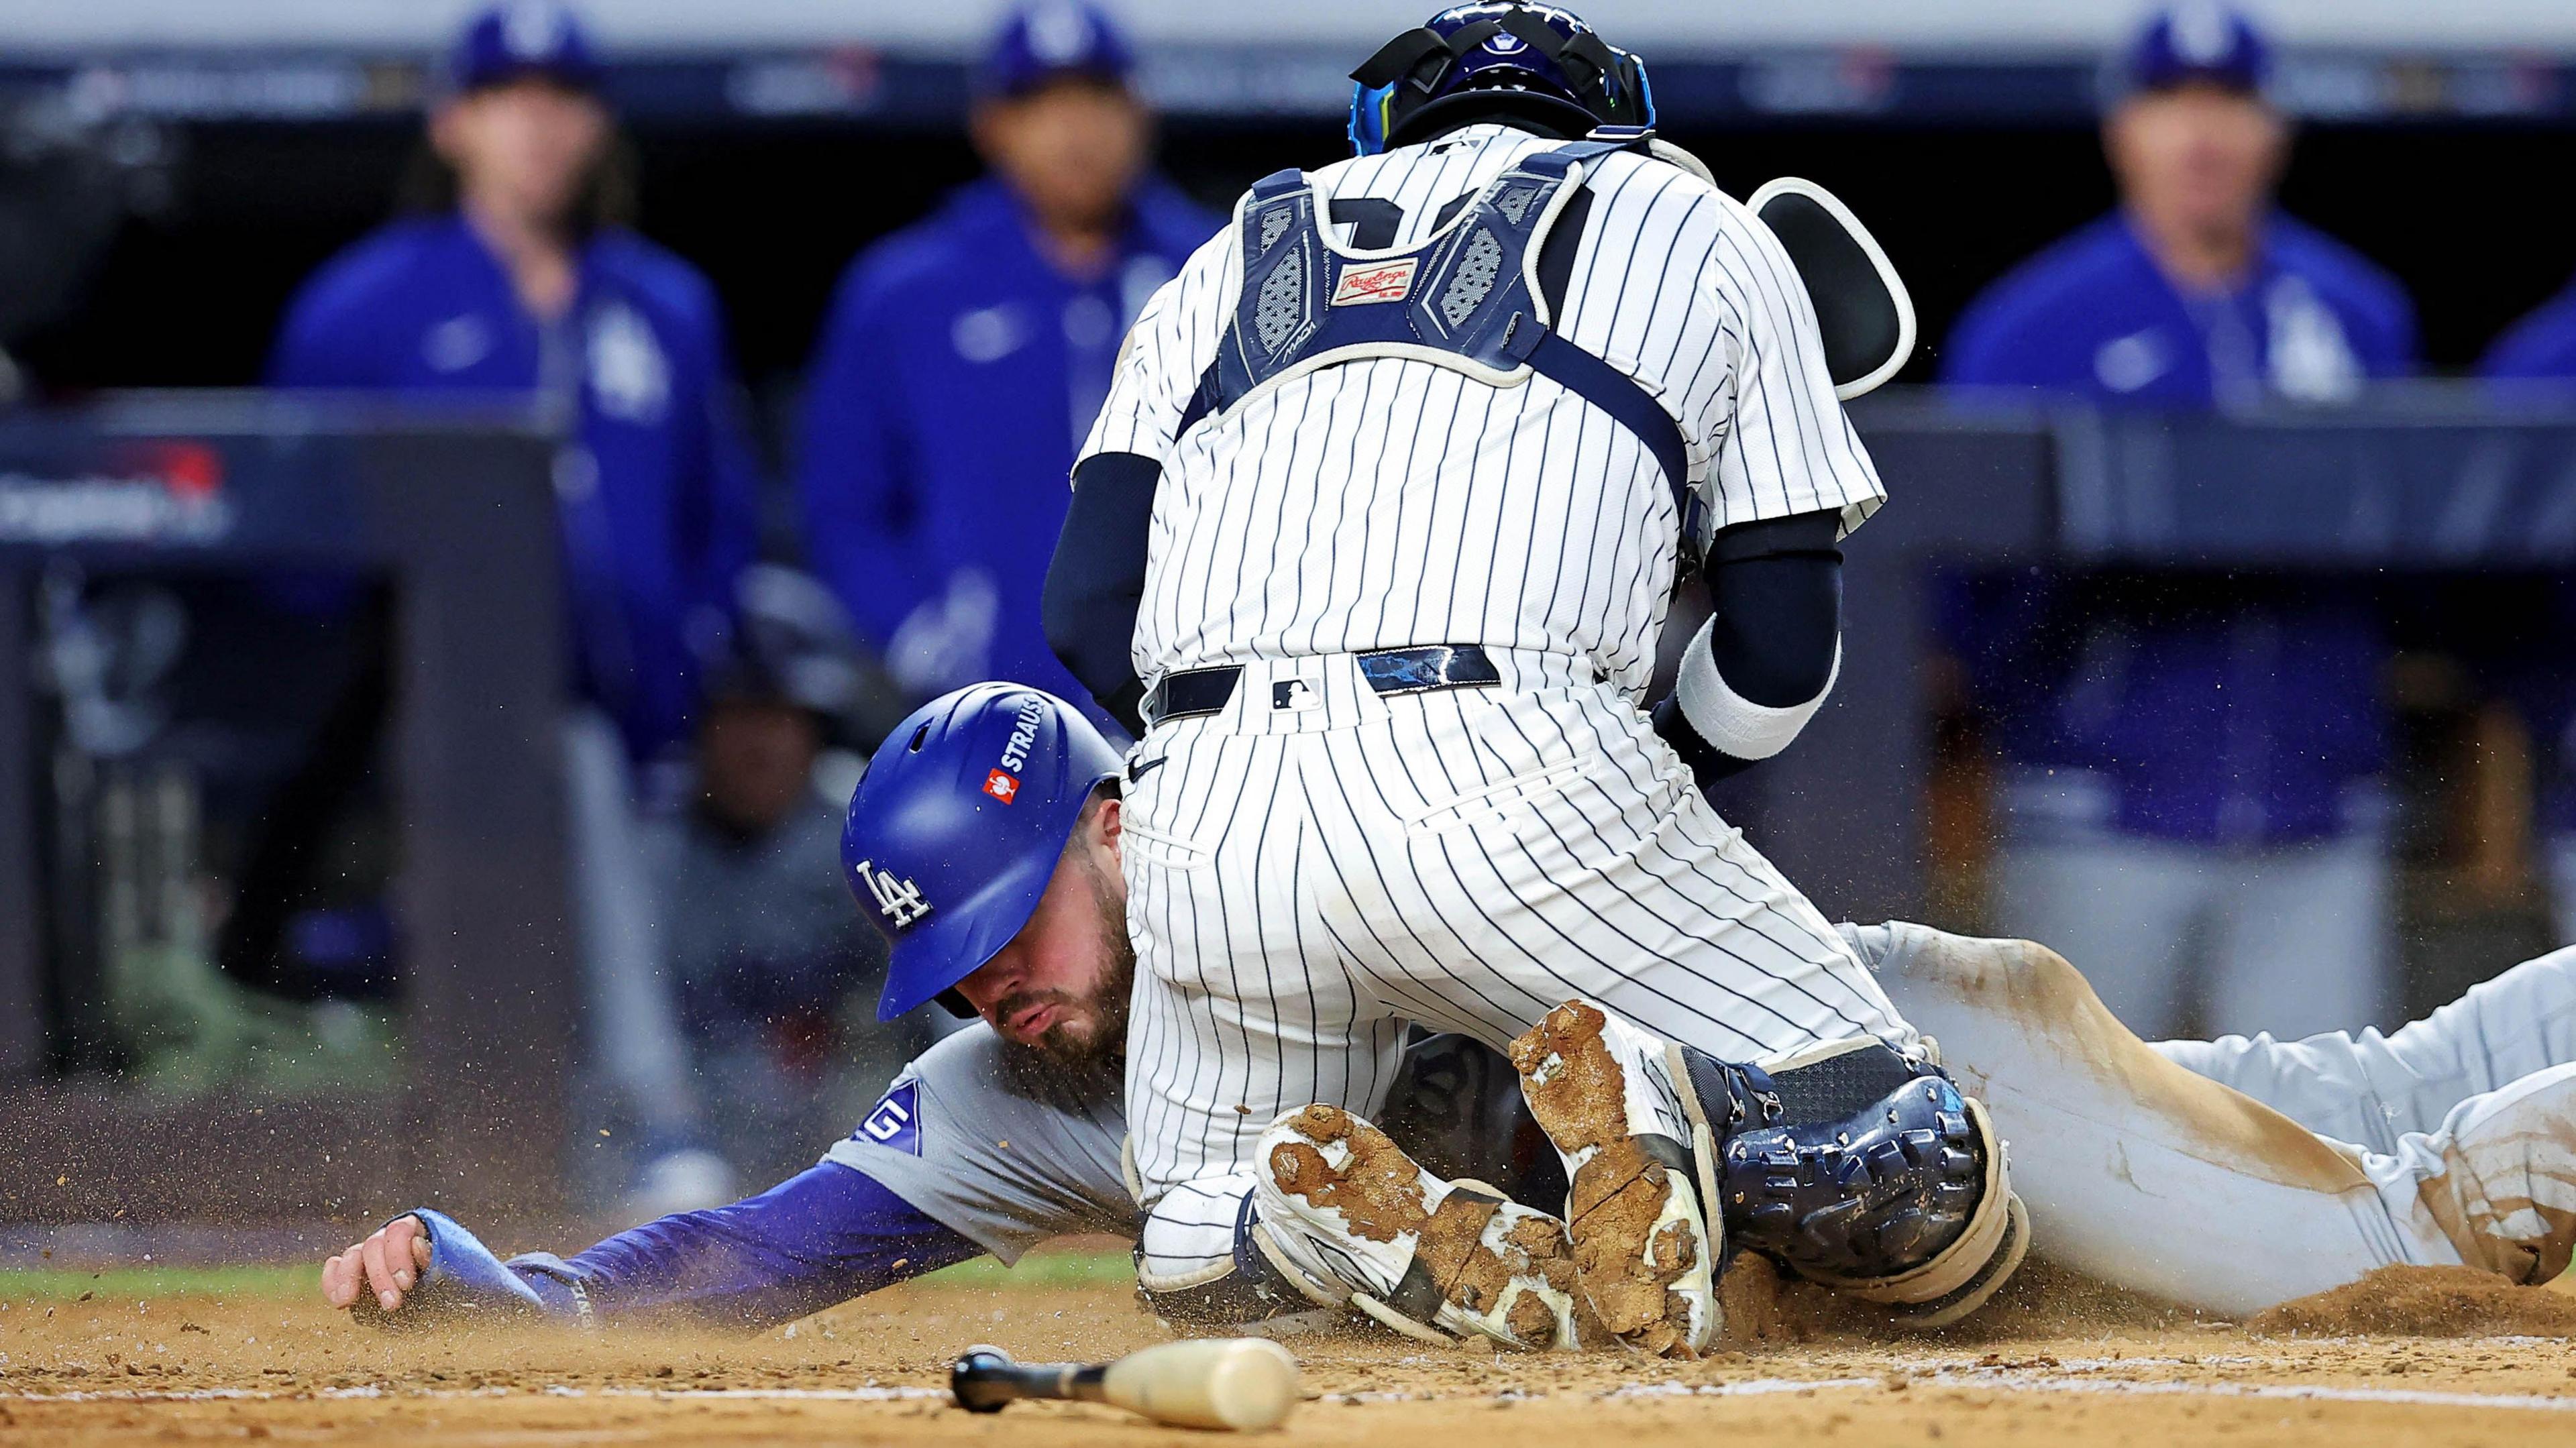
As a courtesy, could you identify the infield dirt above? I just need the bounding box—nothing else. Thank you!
[4,1256,2575,1446]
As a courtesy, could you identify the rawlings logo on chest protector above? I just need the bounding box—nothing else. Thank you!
[1330,258,1419,307]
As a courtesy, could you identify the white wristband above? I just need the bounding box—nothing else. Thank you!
[1673,618,1840,762]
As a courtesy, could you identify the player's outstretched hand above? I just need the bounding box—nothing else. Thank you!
[323,1214,432,1314]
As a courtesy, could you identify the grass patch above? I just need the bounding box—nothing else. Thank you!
[0,1264,315,1301]
[916,1246,1132,1289]
[0,1249,1130,1304]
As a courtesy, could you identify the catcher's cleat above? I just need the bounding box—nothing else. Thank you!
[1252,1105,1598,1351]
[1507,1001,1721,1357]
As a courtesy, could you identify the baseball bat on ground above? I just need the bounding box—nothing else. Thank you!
[950,1338,1301,1431]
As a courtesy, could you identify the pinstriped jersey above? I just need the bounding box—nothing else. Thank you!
[1076,123,1886,697]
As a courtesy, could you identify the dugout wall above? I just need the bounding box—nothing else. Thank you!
[0,394,576,1229]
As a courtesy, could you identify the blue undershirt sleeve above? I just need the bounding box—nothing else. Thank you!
[504,1162,984,1330]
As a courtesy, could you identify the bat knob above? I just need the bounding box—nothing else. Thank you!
[951,1345,1019,1413]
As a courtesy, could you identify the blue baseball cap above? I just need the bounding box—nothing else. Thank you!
[975,1,1136,100]
[447,1,606,96]
[2117,3,2273,98]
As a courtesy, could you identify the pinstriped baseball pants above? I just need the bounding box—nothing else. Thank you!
[1121,651,1917,1277]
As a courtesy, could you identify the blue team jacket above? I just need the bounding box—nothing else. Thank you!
[2483,272,2576,385]
[270,215,761,763]
[796,177,1218,712]
[1944,212,2416,408]
[1940,212,2418,846]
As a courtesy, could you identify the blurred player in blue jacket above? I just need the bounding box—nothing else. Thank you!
[270,2,759,766]
[1944,16,2413,406]
[796,1,1218,718]
[1939,3,2416,1040]
[270,1,761,1214]
[2484,292,2576,946]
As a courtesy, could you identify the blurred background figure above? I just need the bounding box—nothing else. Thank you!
[2483,274,2576,948]
[1937,1,2417,1040]
[0,87,170,410]
[266,0,762,1213]
[1944,3,2414,406]
[268,1,761,772]
[795,0,1216,722]
[641,566,916,1199]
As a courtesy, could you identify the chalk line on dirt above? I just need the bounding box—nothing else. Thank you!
[11,1373,2575,1414]
[1600,1370,2576,1414]
[2,1384,949,1405]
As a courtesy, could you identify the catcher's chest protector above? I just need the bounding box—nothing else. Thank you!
[1179,137,1689,525]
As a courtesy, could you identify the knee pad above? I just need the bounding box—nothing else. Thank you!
[1673,1037,2029,1327]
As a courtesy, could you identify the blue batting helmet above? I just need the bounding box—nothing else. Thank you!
[1348,3,1655,158]
[842,683,1124,1021]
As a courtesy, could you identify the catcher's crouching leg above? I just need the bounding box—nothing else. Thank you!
[1674,1036,2031,1327]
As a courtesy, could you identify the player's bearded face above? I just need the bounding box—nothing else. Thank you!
[991,839,1134,1068]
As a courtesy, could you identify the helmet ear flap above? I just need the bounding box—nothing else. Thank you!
[1348,25,1452,157]
[1349,26,1453,92]
[1346,80,1393,156]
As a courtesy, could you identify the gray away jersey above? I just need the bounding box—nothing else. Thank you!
[824,1025,1135,1264]
[1078,123,1886,698]
[820,1021,1571,1262]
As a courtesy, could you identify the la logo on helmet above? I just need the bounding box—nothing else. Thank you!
[855,859,934,930]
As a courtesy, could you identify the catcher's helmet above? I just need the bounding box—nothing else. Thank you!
[1348,3,1655,157]
[842,683,1123,1021]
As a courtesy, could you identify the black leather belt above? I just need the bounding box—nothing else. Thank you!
[1140,645,1503,727]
